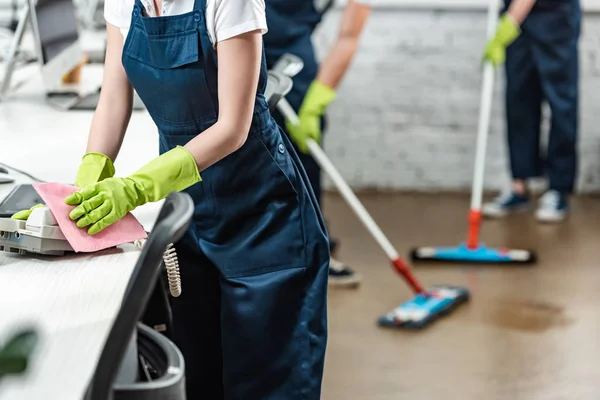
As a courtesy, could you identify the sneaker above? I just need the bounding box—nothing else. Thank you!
[535,190,568,223]
[328,257,361,288]
[482,190,530,218]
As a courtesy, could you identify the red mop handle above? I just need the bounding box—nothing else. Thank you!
[466,210,481,249]
[392,258,425,294]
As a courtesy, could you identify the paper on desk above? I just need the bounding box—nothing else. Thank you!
[32,182,147,253]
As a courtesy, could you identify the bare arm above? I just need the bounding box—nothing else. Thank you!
[183,30,263,172]
[85,23,134,161]
[316,0,370,89]
[506,0,537,24]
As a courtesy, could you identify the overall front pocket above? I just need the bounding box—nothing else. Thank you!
[126,28,201,69]
[122,26,218,131]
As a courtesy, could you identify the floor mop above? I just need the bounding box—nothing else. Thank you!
[276,99,470,329]
[410,0,536,265]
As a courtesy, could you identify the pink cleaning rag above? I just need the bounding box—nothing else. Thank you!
[33,182,148,253]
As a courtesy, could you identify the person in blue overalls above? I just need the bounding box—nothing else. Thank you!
[481,0,581,223]
[264,0,372,287]
[26,0,330,398]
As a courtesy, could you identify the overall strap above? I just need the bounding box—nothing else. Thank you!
[193,0,206,11]
[133,0,144,14]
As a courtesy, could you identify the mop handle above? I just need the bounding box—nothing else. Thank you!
[470,63,495,212]
[470,0,501,213]
[466,0,501,248]
[277,98,400,262]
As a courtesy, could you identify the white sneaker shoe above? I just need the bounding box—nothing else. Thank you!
[482,190,531,218]
[328,257,361,288]
[535,190,568,223]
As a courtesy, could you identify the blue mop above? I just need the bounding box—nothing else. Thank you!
[276,98,470,329]
[410,0,536,265]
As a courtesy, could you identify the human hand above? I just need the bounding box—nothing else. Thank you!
[65,146,200,235]
[483,14,521,66]
[65,177,144,235]
[74,152,115,188]
[285,80,336,153]
[11,204,44,220]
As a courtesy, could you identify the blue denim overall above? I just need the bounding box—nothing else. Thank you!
[503,0,581,193]
[121,0,330,398]
[263,0,326,204]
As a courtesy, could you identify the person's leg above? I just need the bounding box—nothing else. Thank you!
[482,31,543,218]
[168,239,224,399]
[530,3,580,222]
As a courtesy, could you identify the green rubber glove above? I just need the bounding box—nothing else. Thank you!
[0,329,38,378]
[74,152,115,188]
[483,14,521,66]
[10,153,115,221]
[10,204,45,220]
[65,146,201,235]
[285,80,336,153]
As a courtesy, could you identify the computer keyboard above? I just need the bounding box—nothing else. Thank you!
[46,89,145,111]
[71,90,145,110]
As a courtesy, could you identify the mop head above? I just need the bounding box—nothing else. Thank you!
[377,285,470,329]
[410,243,536,264]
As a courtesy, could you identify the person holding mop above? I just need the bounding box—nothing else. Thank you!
[16,0,333,397]
[482,0,581,222]
[264,0,372,287]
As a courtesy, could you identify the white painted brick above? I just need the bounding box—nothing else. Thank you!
[314,9,600,193]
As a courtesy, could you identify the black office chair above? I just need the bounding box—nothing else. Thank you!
[265,71,293,113]
[85,192,194,400]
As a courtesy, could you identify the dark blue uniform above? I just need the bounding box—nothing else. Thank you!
[121,0,330,397]
[504,0,581,193]
[264,0,328,204]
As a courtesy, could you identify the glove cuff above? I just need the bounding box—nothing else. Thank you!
[130,146,202,204]
[496,14,521,46]
[301,80,337,115]
[75,152,115,188]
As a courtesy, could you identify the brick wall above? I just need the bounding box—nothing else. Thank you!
[313,7,600,193]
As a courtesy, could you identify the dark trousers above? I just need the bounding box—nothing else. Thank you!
[504,2,580,194]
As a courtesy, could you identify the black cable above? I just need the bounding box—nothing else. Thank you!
[0,162,46,183]
[9,0,19,32]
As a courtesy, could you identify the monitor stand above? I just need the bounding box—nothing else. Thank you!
[0,3,31,101]
[46,86,145,111]
[0,2,142,111]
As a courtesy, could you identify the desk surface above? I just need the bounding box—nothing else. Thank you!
[0,55,164,397]
[0,175,148,400]
[0,245,140,400]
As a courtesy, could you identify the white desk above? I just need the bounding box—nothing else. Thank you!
[0,173,144,399]
[0,243,140,400]
[0,57,167,398]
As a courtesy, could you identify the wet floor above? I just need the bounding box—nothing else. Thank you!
[321,192,600,400]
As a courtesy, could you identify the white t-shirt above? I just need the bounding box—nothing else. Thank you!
[104,0,268,47]
[104,0,375,48]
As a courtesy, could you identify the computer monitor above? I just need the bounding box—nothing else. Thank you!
[28,0,84,91]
